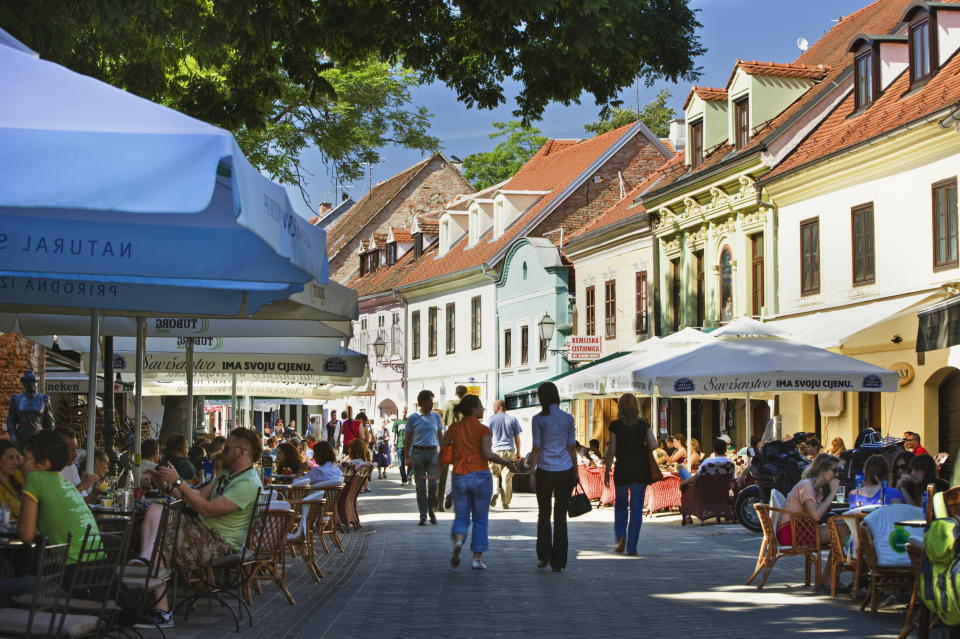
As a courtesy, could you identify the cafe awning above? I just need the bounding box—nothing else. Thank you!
[917,294,960,352]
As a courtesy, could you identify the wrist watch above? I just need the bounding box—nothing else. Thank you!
[172,478,183,491]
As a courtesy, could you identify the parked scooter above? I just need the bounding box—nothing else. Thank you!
[734,431,811,532]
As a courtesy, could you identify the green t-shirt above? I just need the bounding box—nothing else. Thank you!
[23,470,100,564]
[201,467,262,550]
[393,419,406,448]
[173,457,198,481]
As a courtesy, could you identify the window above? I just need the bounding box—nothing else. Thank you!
[503,329,512,367]
[413,232,423,259]
[520,325,529,365]
[934,178,959,270]
[909,17,935,84]
[391,312,400,355]
[387,242,397,265]
[695,252,704,328]
[851,204,875,286]
[411,310,421,359]
[428,307,437,357]
[368,251,379,273]
[751,234,765,315]
[446,302,456,354]
[359,253,367,277]
[854,48,877,109]
[735,98,750,150]
[377,313,385,336]
[690,120,704,169]
[719,248,733,322]
[471,296,482,350]
[671,260,680,332]
[604,280,616,339]
[635,271,648,335]
[801,218,821,295]
[359,318,368,352]
[585,286,596,336]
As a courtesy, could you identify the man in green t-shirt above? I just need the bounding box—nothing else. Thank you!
[393,407,408,485]
[19,430,101,565]
[137,427,263,629]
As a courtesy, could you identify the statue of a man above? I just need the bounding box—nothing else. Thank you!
[5,370,55,445]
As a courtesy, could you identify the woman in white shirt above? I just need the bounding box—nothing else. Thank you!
[528,382,577,573]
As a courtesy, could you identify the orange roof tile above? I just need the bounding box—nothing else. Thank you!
[765,45,960,180]
[326,153,470,258]
[651,0,919,199]
[683,86,728,110]
[397,122,656,288]
[416,218,439,235]
[728,60,829,87]
[389,229,413,244]
[567,153,685,243]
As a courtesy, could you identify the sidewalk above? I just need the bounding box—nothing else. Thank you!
[149,472,904,638]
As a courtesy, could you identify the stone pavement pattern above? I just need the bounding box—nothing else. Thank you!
[145,474,906,639]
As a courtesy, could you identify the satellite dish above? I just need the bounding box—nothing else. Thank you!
[797,37,809,51]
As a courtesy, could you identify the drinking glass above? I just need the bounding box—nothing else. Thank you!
[836,485,846,503]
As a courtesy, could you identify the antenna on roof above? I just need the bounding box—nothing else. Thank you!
[796,37,809,52]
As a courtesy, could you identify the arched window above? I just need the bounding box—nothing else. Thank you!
[719,247,733,322]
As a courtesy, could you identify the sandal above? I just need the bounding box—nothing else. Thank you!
[451,541,463,567]
[471,559,487,570]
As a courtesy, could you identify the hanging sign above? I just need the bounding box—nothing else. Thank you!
[568,336,602,360]
[888,362,915,386]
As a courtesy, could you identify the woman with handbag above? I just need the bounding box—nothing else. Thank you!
[440,394,518,570]
[604,393,659,556]
[528,381,578,573]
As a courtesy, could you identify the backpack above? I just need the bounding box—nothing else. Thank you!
[920,494,960,625]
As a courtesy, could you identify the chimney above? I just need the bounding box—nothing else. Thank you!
[449,155,463,174]
[669,118,686,151]
[317,202,332,217]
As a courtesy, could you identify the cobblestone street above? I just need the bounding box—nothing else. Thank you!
[144,471,910,639]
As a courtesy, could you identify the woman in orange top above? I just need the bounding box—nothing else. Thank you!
[441,394,519,570]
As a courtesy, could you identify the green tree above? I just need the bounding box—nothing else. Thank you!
[235,58,440,200]
[462,121,548,189]
[584,89,678,138]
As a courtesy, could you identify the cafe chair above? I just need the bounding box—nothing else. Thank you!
[0,534,97,638]
[316,484,345,553]
[286,492,325,581]
[826,516,858,598]
[858,505,919,616]
[747,503,821,589]
[248,508,297,604]
[680,459,735,525]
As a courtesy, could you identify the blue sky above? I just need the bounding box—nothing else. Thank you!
[287,0,870,218]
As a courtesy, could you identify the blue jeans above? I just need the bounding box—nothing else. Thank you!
[398,448,407,483]
[614,482,648,554]
[451,471,493,552]
[410,448,438,521]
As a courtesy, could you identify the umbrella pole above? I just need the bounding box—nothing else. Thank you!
[745,391,751,446]
[186,338,194,443]
[85,310,100,476]
[231,373,237,432]
[651,395,659,439]
[686,397,692,464]
[134,318,144,487]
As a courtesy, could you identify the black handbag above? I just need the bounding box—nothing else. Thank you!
[568,481,592,518]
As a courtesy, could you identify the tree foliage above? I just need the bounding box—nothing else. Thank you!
[462,121,548,190]
[584,89,678,138]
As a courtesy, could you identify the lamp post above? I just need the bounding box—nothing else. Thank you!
[373,334,404,373]
[538,312,556,343]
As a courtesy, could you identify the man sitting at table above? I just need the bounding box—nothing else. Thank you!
[679,438,734,486]
[135,427,263,629]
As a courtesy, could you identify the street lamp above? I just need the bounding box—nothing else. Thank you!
[538,313,556,343]
[372,334,404,373]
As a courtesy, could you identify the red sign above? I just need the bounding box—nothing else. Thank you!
[568,336,602,360]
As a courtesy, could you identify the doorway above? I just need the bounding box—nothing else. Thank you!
[939,370,960,462]
[752,401,770,441]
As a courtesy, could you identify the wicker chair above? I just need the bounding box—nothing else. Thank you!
[337,467,357,532]
[935,452,950,476]
[746,503,821,589]
[897,541,926,639]
[343,464,372,531]
[315,485,345,553]
[680,461,735,525]
[248,509,296,605]
[643,473,681,516]
[826,515,859,598]
[579,466,603,501]
[858,518,914,616]
[285,494,325,582]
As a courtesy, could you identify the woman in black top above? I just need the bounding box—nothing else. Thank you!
[604,393,658,555]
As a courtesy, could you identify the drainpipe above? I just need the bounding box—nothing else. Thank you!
[391,288,409,414]
[480,265,500,402]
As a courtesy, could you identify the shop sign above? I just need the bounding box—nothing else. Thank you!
[568,336,601,360]
[889,362,915,386]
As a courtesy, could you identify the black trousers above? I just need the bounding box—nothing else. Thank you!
[535,468,576,570]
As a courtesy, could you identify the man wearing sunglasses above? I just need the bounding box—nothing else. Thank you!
[135,427,263,629]
[903,431,929,456]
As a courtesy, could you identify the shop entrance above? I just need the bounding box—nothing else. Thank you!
[939,370,960,463]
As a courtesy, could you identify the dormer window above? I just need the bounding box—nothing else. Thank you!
[413,232,423,259]
[439,219,450,256]
[359,253,367,277]
[854,47,878,110]
[368,250,379,273]
[734,98,749,150]
[690,119,704,169]
[909,16,935,85]
[387,242,397,265]
[493,200,504,240]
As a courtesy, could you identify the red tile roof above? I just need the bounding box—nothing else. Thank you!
[416,217,439,235]
[682,86,728,110]
[326,153,470,259]
[389,229,413,244]
[728,60,829,87]
[765,43,960,180]
[650,0,919,200]
[397,122,655,287]
[567,153,685,243]
[347,241,424,298]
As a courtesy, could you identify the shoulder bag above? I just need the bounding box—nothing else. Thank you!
[646,425,663,484]
[568,481,592,518]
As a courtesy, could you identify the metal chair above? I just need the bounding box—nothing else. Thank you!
[746,503,821,589]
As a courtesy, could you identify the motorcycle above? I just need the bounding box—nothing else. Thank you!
[734,431,810,532]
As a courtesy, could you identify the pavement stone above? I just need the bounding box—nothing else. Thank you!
[138,471,917,639]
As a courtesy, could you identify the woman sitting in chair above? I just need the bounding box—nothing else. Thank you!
[275,442,306,476]
[848,454,903,508]
[778,453,841,547]
[899,453,949,506]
